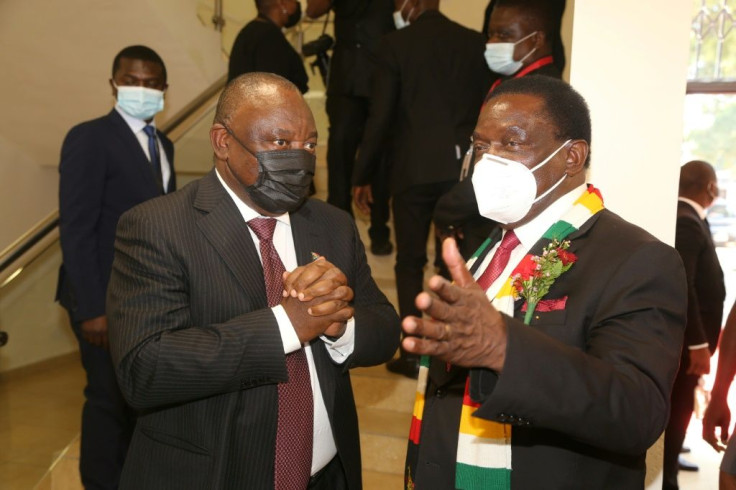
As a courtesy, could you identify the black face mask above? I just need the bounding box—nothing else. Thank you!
[284,2,302,28]
[223,125,315,215]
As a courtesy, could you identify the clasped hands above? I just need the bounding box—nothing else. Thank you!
[402,238,508,372]
[281,257,354,343]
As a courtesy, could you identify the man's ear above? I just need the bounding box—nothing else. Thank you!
[533,30,548,51]
[564,139,588,176]
[210,124,230,161]
[109,79,117,98]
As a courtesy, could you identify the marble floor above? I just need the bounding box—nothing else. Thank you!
[0,215,727,489]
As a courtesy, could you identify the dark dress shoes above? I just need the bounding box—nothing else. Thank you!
[386,356,419,379]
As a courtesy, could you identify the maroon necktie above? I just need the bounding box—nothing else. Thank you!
[247,218,313,489]
[476,230,520,291]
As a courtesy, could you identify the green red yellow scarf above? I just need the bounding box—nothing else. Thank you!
[406,185,604,489]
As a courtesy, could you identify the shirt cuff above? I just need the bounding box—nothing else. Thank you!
[272,305,301,354]
[321,318,355,363]
[688,343,709,350]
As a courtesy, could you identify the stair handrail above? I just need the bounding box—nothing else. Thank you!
[0,74,228,287]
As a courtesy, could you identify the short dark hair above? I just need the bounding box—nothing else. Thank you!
[112,45,167,82]
[215,72,300,126]
[488,75,591,166]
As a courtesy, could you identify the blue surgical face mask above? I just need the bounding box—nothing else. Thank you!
[115,84,165,120]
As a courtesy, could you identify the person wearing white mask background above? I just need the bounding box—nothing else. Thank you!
[434,0,565,261]
[57,45,174,490]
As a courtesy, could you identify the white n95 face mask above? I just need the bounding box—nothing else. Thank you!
[471,139,571,224]
[484,31,538,76]
[115,84,165,120]
[393,0,412,29]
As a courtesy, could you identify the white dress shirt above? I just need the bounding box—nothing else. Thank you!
[115,105,172,191]
[216,170,356,474]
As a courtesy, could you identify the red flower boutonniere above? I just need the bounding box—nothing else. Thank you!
[512,239,577,324]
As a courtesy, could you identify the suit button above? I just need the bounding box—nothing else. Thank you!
[435,388,446,399]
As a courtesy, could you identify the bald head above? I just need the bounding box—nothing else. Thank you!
[214,72,302,127]
[679,160,718,206]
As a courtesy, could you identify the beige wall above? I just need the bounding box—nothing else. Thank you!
[0,0,226,251]
[568,0,691,246]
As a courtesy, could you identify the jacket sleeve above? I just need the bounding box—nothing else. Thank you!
[58,124,108,321]
[674,215,710,347]
[471,240,687,455]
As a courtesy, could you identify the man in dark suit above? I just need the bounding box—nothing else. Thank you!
[663,160,726,489]
[56,45,174,490]
[400,76,686,488]
[434,0,565,260]
[107,72,400,489]
[352,0,491,377]
[228,0,308,93]
[305,0,395,254]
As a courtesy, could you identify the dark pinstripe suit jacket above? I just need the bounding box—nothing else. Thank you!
[107,170,400,489]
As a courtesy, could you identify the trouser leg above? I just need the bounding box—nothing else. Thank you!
[70,317,135,490]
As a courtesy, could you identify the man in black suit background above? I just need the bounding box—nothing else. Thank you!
[228,0,308,93]
[352,0,491,377]
[401,76,686,488]
[663,160,726,490]
[305,0,395,255]
[107,72,400,489]
[57,45,174,489]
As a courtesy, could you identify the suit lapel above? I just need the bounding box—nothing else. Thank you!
[194,171,268,308]
[290,203,322,266]
[105,110,162,195]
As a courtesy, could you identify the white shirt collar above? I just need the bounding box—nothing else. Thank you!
[678,197,707,220]
[115,104,154,133]
[513,183,589,249]
[215,169,291,227]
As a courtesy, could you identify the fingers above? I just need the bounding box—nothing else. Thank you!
[352,186,371,216]
[308,295,354,316]
[283,258,348,300]
[402,315,453,342]
[415,282,458,321]
[442,237,476,288]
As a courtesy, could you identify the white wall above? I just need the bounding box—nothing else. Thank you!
[0,0,226,251]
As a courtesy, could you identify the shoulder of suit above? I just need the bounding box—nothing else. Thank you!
[65,111,117,136]
[299,199,354,226]
[585,209,667,248]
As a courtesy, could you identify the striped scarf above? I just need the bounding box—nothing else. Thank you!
[406,185,604,490]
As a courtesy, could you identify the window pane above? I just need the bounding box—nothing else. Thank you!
[689,0,736,81]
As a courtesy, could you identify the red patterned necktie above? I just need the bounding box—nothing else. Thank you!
[476,230,521,291]
[247,218,313,489]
